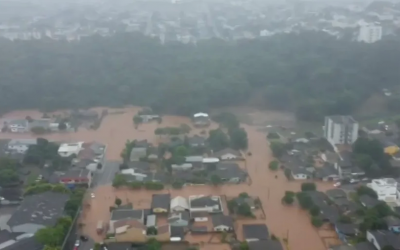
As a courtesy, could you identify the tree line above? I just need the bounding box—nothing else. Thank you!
[0,32,399,120]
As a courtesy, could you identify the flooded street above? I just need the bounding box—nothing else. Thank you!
[0,107,334,250]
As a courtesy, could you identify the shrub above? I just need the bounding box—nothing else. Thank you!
[309,206,320,216]
[284,169,291,180]
[144,182,164,190]
[311,216,323,227]
[282,195,294,205]
[267,132,280,139]
[172,181,184,189]
[301,182,316,191]
[269,160,279,171]
[129,181,143,190]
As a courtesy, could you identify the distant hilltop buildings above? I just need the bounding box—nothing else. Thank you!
[0,0,398,44]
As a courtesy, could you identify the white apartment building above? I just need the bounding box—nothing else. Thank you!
[57,142,83,157]
[324,115,359,147]
[368,178,398,202]
[357,25,383,43]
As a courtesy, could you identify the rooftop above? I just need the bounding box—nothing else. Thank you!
[7,191,70,228]
[213,148,242,158]
[151,194,171,210]
[8,139,37,146]
[248,240,283,250]
[190,196,220,209]
[211,214,233,228]
[111,208,143,221]
[368,230,400,249]
[243,224,269,240]
[372,178,397,186]
[327,115,357,124]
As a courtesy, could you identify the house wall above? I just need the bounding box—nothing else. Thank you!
[221,154,237,160]
[214,225,231,231]
[325,117,358,146]
[115,227,146,242]
[366,231,382,250]
[147,231,171,242]
[190,207,217,213]
[194,217,208,222]
[292,173,309,180]
[11,223,45,234]
[169,220,188,227]
[370,179,397,201]
[171,206,187,212]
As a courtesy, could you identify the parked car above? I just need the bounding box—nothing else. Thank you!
[75,240,80,247]
[80,235,88,241]
[333,182,341,187]
[91,193,95,198]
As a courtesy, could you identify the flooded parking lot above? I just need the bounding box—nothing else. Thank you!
[0,107,335,250]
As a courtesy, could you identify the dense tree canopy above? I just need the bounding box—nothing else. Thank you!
[0,32,399,119]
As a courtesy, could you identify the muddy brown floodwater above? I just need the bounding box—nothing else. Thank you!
[0,107,334,250]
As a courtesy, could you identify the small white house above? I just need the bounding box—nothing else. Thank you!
[291,168,312,180]
[213,148,242,160]
[171,163,193,171]
[58,142,83,157]
[170,196,189,212]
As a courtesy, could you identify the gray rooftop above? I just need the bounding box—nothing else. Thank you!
[151,194,171,210]
[8,139,37,147]
[328,115,357,124]
[243,224,269,240]
[7,191,69,227]
[190,196,220,208]
[211,214,233,228]
[248,240,283,250]
[111,209,143,221]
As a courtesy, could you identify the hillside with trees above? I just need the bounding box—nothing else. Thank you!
[0,31,399,120]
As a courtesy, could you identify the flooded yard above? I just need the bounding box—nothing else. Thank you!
[0,107,336,250]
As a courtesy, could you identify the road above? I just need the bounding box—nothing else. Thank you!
[72,160,120,250]
[94,160,121,186]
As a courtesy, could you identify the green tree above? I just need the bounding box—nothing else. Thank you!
[282,195,294,205]
[229,127,248,150]
[296,192,314,209]
[239,192,249,198]
[237,203,253,217]
[146,238,161,250]
[115,197,122,207]
[208,129,230,151]
[133,115,142,126]
[311,216,323,227]
[129,181,143,190]
[239,242,249,250]
[146,226,158,235]
[270,141,286,158]
[172,181,184,189]
[210,174,222,186]
[213,112,240,129]
[357,186,378,199]
[309,206,320,216]
[180,124,191,134]
[112,174,127,188]
[301,182,316,192]
[269,160,279,171]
